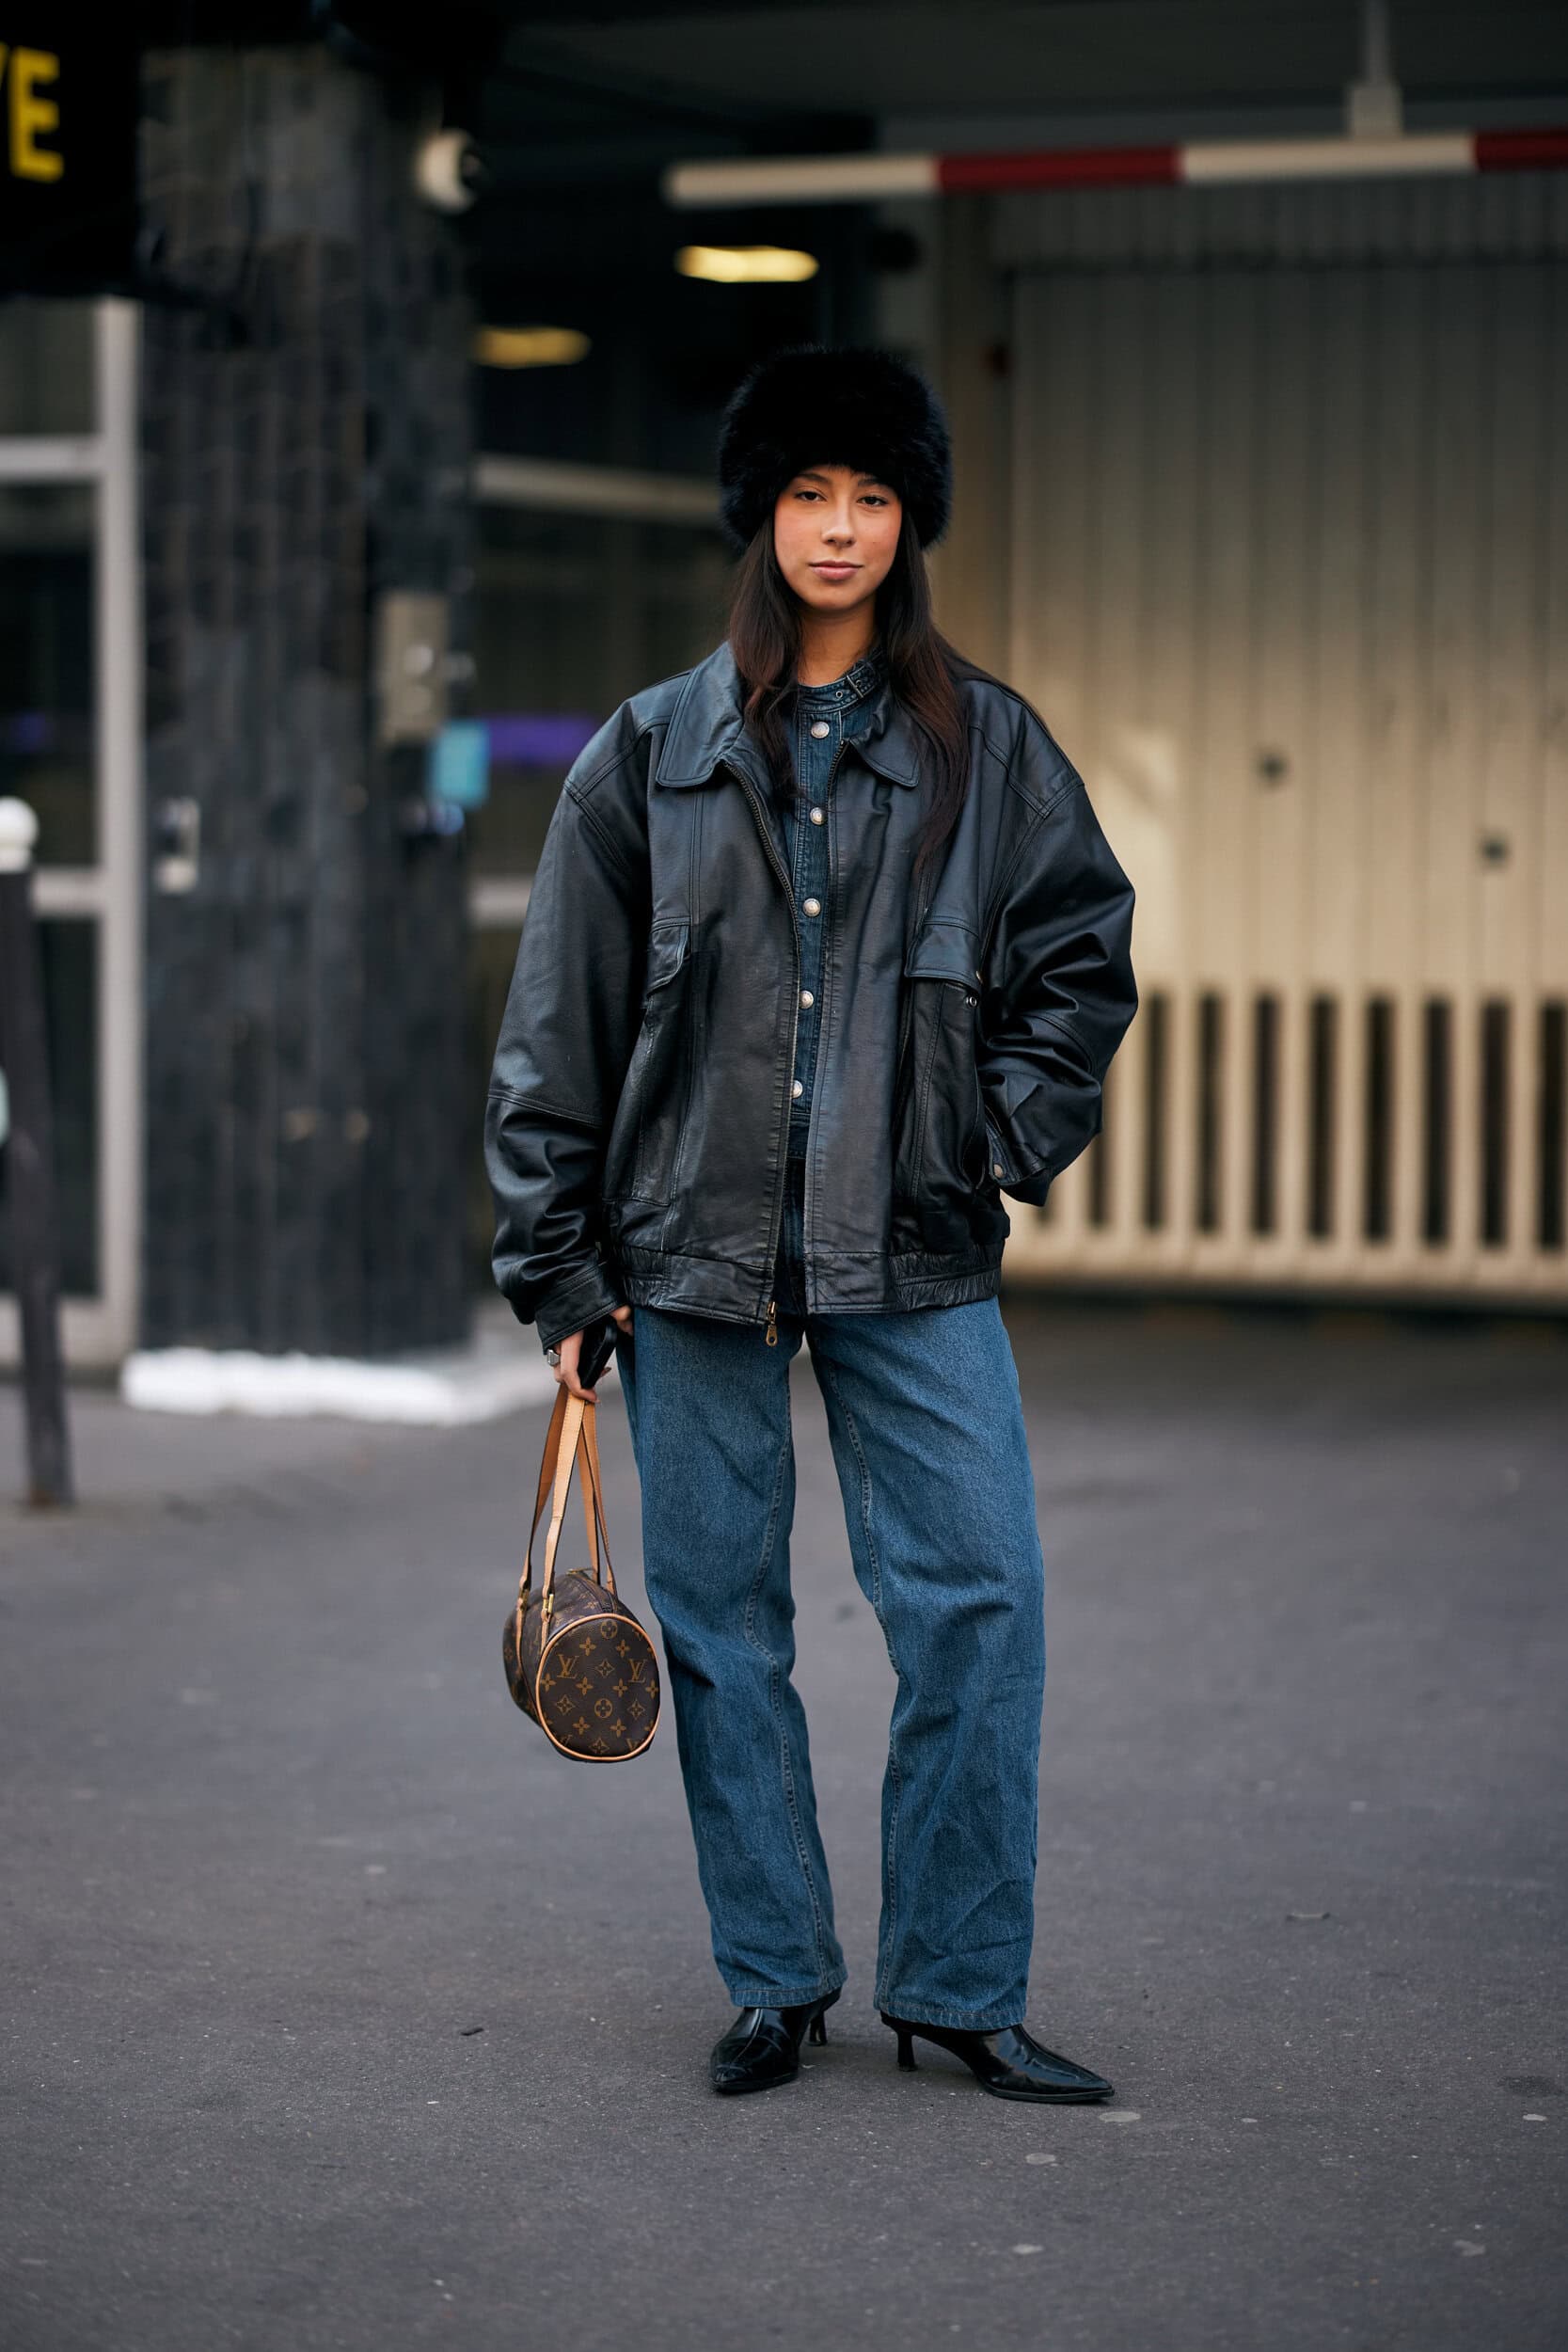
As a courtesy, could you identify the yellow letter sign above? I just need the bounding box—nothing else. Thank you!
[4,45,65,182]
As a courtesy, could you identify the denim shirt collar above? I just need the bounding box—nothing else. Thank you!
[655,642,920,790]
[792,644,888,713]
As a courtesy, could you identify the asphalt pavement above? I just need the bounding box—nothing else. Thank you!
[2,1296,1564,2352]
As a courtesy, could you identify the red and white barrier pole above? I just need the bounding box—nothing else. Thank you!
[663,124,1568,210]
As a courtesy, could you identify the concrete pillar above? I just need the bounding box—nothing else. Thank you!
[138,46,474,1355]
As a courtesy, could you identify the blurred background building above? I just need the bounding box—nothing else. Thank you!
[1,0,1565,1374]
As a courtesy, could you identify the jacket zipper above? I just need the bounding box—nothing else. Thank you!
[722,757,803,1332]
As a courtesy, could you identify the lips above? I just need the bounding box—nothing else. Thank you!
[812,563,859,577]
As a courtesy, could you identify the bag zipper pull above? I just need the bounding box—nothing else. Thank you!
[765,1296,778,1347]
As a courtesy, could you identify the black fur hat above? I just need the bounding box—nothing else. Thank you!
[716,343,952,552]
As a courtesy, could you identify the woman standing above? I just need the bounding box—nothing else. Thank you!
[485,345,1137,2102]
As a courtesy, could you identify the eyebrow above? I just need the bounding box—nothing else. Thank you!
[796,469,890,487]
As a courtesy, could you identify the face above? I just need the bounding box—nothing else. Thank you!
[771,464,903,616]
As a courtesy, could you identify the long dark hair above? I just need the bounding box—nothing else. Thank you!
[727,505,999,898]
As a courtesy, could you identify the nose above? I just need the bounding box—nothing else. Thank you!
[821,502,855,546]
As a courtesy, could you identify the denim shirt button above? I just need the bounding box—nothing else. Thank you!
[782,650,885,1190]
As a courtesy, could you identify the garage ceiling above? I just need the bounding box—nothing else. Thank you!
[489,2,1568,145]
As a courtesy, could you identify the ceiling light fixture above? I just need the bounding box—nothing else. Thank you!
[474,326,592,369]
[674,245,819,284]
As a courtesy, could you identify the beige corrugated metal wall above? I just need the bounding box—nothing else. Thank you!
[990,181,1567,1304]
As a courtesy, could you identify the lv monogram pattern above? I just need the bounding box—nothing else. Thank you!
[503,1565,661,1760]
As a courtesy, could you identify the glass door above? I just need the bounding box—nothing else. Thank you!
[0,298,141,1366]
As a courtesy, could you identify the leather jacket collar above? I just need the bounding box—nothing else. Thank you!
[654,641,922,791]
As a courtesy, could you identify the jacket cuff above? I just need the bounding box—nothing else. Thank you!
[526,1261,625,1353]
[984,1115,1055,1207]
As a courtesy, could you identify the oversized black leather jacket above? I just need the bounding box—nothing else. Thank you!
[485,642,1136,1351]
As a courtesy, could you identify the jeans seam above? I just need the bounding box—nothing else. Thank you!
[723,1969,847,2007]
[881,1998,1025,2031]
[816,1356,904,2010]
[740,1399,832,1979]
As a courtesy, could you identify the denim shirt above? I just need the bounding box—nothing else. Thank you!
[781,644,889,1159]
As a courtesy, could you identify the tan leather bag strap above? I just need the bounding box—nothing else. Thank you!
[578,1399,616,1588]
[522,1386,597,1588]
[515,1389,572,1660]
[538,1391,586,1616]
[519,1385,618,1621]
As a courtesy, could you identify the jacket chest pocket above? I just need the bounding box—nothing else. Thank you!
[606,919,693,1204]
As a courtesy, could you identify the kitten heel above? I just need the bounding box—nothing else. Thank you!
[879,2008,1114,2102]
[880,2012,918,2070]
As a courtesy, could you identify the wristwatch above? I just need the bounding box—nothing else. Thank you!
[546,1343,562,1366]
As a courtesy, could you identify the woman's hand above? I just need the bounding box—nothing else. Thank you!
[552,1303,635,1401]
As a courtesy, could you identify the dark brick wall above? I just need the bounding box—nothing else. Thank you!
[139,47,474,1355]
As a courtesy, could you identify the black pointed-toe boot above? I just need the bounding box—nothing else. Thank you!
[709,1989,840,2095]
[880,2012,1114,2102]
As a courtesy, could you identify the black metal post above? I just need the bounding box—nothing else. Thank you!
[0,802,74,1507]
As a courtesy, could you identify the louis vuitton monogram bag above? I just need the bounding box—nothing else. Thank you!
[502,1382,661,1761]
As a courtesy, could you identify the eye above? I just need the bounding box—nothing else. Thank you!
[794,486,824,501]
[861,492,889,507]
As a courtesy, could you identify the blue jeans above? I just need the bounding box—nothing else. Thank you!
[616,1154,1047,2029]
